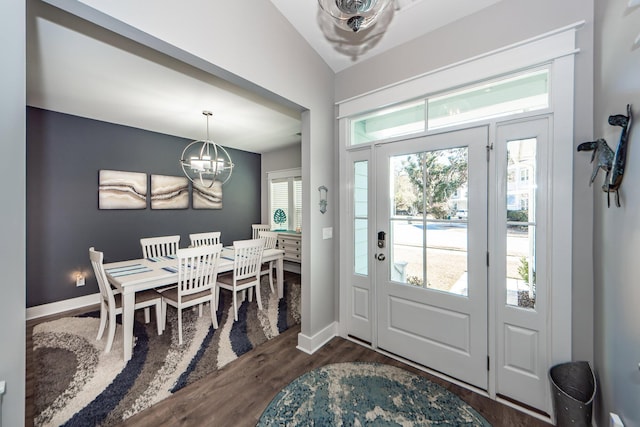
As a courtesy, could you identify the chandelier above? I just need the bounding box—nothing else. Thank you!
[180,111,233,188]
[318,0,394,32]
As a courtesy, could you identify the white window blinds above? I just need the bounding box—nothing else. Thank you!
[268,169,302,231]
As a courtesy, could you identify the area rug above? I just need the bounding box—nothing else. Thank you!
[32,278,300,427]
[258,362,492,426]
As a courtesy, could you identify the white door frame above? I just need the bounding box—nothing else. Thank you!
[338,24,577,420]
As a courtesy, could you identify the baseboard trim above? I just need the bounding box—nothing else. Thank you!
[296,321,338,354]
[26,293,100,321]
[283,261,301,274]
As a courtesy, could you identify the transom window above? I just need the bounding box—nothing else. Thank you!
[349,68,549,146]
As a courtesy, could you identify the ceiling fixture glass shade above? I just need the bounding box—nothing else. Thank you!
[318,0,394,32]
[180,111,233,188]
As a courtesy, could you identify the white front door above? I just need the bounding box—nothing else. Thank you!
[375,126,489,390]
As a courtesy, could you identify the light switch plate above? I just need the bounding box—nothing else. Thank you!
[322,227,333,239]
[0,380,5,396]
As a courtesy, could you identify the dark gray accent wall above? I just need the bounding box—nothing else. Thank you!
[27,107,261,307]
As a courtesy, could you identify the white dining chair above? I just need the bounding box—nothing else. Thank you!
[89,247,163,354]
[258,230,278,293]
[189,231,221,247]
[251,224,270,240]
[161,244,222,345]
[140,235,180,258]
[140,234,181,319]
[216,238,265,321]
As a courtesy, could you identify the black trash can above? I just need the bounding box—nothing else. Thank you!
[549,361,596,427]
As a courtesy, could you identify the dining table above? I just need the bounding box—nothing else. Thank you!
[104,246,285,361]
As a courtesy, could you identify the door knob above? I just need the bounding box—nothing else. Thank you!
[376,253,386,261]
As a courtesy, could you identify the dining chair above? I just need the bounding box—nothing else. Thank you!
[258,230,278,293]
[140,235,180,258]
[89,247,163,354]
[161,244,222,345]
[251,224,270,240]
[140,234,181,319]
[189,231,221,247]
[216,238,265,321]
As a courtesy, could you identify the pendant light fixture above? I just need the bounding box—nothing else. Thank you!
[318,0,394,32]
[180,111,233,188]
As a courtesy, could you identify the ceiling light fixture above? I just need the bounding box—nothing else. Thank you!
[180,111,233,188]
[318,0,394,32]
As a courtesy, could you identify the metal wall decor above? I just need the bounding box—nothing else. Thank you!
[577,104,633,207]
[318,185,328,214]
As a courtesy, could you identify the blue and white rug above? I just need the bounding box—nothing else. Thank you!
[258,362,492,426]
[32,279,300,427]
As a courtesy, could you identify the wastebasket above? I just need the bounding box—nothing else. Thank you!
[549,361,596,427]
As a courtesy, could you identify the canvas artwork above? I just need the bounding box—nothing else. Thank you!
[192,179,223,209]
[98,169,147,209]
[150,174,189,209]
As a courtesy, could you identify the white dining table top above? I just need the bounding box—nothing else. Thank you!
[104,247,283,289]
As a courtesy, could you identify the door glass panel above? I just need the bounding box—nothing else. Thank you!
[506,138,537,308]
[354,161,368,275]
[389,147,469,296]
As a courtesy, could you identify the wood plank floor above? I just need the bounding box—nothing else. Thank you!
[26,306,552,426]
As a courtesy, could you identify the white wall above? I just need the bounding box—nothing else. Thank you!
[593,2,640,425]
[335,0,595,363]
[261,143,302,223]
[0,0,26,425]
[46,0,337,343]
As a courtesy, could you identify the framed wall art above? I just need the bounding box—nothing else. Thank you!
[150,174,189,209]
[192,179,223,209]
[98,169,147,209]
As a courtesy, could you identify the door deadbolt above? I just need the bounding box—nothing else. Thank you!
[376,253,386,261]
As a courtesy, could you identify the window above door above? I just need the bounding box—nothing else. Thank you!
[349,68,549,146]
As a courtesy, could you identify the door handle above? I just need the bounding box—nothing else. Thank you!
[376,253,386,261]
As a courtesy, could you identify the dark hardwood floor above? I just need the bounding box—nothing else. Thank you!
[26,304,552,426]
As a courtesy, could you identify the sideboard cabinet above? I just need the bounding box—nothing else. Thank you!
[277,232,301,263]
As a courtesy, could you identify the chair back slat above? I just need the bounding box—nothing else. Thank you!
[258,231,278,250]
[233,238,264,281]
[89,247,116,306]
[251,224,270,240]
[189,231,221,247]
[177,244,222,298]
[141,235,180,258]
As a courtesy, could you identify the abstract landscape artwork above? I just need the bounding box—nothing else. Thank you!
[150,175,189,210]
[98,170,147,209]
[192,179,223,209]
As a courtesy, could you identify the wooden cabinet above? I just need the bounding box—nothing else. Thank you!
[277,232,301,263]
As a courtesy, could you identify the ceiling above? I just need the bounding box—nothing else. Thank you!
[270,0,502,73]
[27,0,501,154]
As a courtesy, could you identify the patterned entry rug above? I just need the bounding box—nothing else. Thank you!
[32,278,300,427]
[258,362,492,426]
